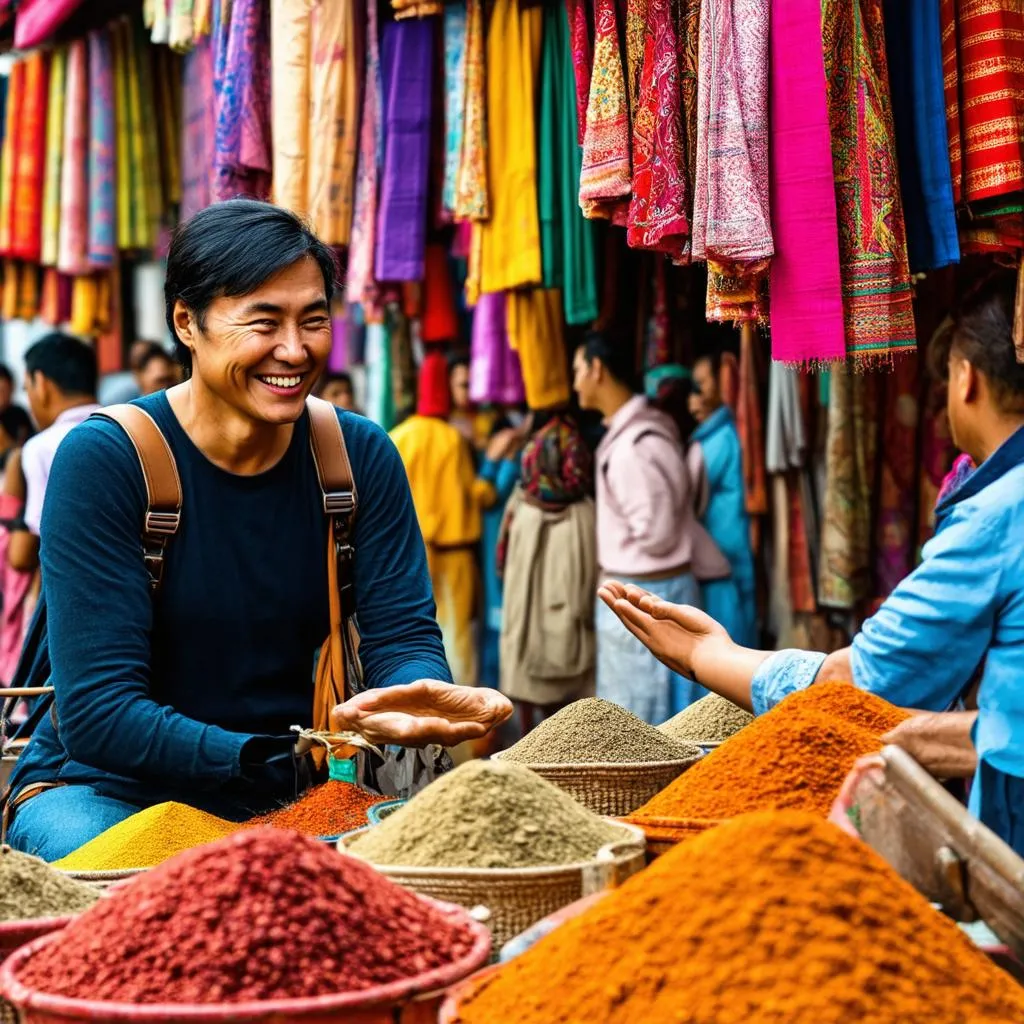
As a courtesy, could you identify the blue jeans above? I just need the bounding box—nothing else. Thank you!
[595,571,707,725]
[7,785,145,862]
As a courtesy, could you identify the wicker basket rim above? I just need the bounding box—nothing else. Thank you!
[490,753,702,772]
[56,868,146,882]
[338,819,646,880]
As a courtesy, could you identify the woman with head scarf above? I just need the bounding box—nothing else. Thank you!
[497,410,597,736]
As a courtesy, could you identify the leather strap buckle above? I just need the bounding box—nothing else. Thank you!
[323,491,355,516]
[145,511,181,536]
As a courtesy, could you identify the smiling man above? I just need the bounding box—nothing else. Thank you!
[5,200,509,860]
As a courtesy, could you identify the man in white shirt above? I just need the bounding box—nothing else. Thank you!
[9,334,100,573]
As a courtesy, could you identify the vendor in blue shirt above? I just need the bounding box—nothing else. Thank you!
[4,199,511,861]
[600,270,1024,854]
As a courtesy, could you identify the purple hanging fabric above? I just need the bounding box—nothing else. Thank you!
[374,18,435,282]
[470,291,525,405]
[213,0,272,201]
[87,28,116,268]
[329,312,349,372]
[181,39,215,220]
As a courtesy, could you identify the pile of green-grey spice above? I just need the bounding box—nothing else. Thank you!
[0,846,99,921]
[348,759,628,869]
[659,694,754,744]
[500,698,701,765]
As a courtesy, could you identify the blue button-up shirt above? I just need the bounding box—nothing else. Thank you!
[753,426,1024,833]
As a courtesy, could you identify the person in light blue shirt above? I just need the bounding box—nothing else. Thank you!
[599,270,1024,854]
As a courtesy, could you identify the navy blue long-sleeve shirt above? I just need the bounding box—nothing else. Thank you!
[9,393,450,817]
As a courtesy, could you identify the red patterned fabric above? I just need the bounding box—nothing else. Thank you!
[942,0,1024,206]
[626,0,688,257]
[565,0,592,147]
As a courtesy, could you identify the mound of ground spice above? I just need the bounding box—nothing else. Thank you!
[0,847,99,921]
[450,811,1024,1024]
[659,693,753,743]
[54,802,238,871]
[21,828,478,1004]
[349,759,626,869]
[629,684,910,828]
[501,697,700,764]
[246,780,382,836]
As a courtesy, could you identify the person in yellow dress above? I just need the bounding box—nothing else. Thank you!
[390,351,494,691]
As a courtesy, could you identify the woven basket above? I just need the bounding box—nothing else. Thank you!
[0,917,75,1024]
[628,815,722,858]
[491,751,702,817]
[339,820,646,952]
[57,868,146,890]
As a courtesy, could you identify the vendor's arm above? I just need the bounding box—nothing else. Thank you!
[41,423,253,788]
[881,711,979,778]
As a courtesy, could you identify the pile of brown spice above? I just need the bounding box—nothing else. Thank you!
[447,812,1024,1024]
[627,683,909,842]
[247,781,383,837]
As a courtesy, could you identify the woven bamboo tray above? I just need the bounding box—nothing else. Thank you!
[338,819,646,952]
[491,750,702,816]
[57,868,145,890]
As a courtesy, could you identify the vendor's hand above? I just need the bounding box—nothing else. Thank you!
[881,711,979,780]
[598,581,730,680]
[330,681,513,748]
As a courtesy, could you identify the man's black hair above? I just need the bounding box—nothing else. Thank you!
[0,364,13,386]
[24,333,98,397]
[164,199,339,371]
[930,269,1024,414]
[579,330,638,392]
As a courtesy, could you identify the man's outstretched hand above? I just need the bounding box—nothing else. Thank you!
[330,680,513,748]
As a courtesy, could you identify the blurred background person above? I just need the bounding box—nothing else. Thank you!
[97,340,179,405]
[319,371,360,413]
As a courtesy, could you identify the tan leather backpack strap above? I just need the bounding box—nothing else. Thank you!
[96,405,182,591]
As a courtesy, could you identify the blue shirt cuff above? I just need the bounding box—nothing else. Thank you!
[751,650,829,716]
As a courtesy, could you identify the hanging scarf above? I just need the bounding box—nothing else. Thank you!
[884,0,959,274]
[624,0,647,122]
[677,0,700,213]
[0,62,23,257]
[822,0,915,362]
[180,37,215,220]
[11,51,49,264]
[193,0,213,39]
[692,0,772,322]
[453,0,488,221]
[441,3,468,218]
[506,289,571,410]
[14,0,86,50]
[627,0,688,257]
[579,0,631,224]
[942,0,1024,207]
[170,0,194,50]
[270,0,311,216]
[477,0,544,293]
[113,23,134,250]
[150,0,171,43]
[767,0,845,365]
[213,0,272,202]
[128,20,160,249]
[87,29,117,268]
[57,40,89,276]
[307,0,360,244]
[818,364,881,610]
[41,47,66,267]
[154,47,183,208]
[365,318,395,429]
[469,291,525,405]
[347,0,382,305]
[375,18,434,282]
[565,0,592,148]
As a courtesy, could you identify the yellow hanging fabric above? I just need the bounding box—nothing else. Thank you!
[0,61,25,256]
[1,262,18,320]
[271,0,312,217]
[477,0,544,293]
[41,46,67,267]
[506,288,572,410]
[113,23,134,251]
[307,0,360,245]
[70,274,100,335]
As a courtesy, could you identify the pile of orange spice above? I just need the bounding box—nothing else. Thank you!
[448,812,1024,1024]
[247,781,383,837]
[627,683,909,840]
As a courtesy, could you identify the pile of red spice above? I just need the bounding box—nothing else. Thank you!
[18,827,479,1004]
[247,780,382,836]
[627,683,909,840]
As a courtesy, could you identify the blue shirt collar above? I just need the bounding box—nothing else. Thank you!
[692,405,734,442]
[936,425,1024,519]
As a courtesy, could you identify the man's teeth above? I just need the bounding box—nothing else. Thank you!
[261,375,302,388]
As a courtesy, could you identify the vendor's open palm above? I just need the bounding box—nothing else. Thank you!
[331,681,513,748]
[598,581,729,679]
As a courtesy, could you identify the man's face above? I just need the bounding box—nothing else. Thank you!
[573,348,598,410]
[449,364,470,412]
[137,356,180,396]
[174,256,332,427]
[24,371,52,430]
[688,358,722,423]
[322,379,355,411]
